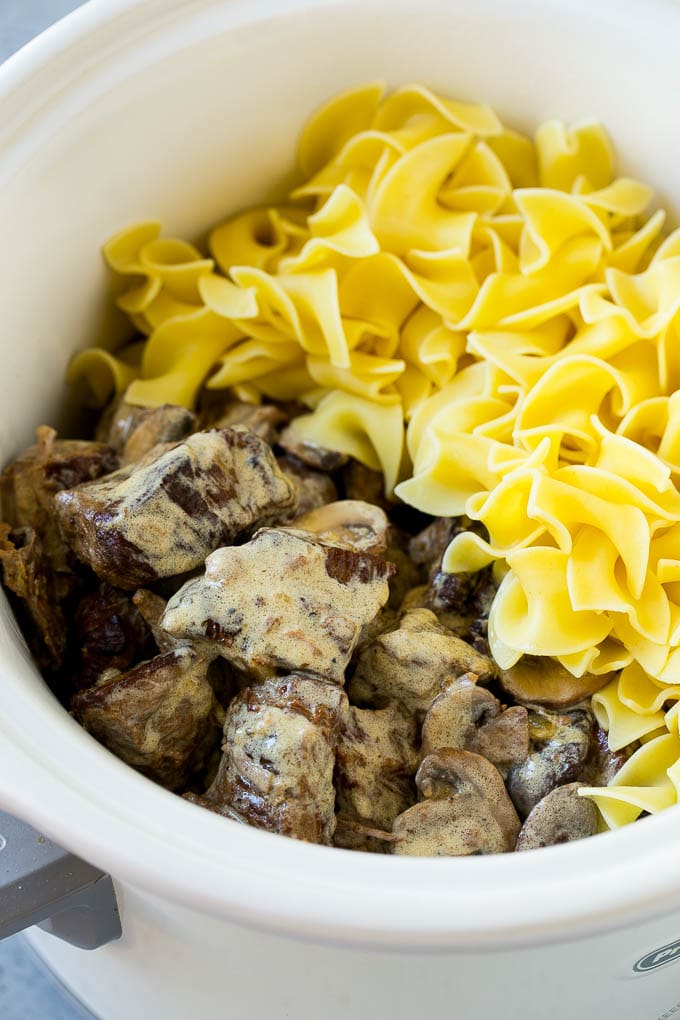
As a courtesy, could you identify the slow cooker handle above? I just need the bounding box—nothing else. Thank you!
[0,809,121,949]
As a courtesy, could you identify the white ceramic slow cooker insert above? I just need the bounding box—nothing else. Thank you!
[3,1,680,1017]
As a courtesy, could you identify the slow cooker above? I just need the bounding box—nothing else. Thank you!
[3,1,680,1017]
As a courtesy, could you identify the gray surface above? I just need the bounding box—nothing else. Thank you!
[0,2,95,1015]
[0,0,87,62]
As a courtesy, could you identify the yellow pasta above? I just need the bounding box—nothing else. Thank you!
[76,82,680,829]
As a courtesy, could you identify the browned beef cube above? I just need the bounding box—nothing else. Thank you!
[0,524,66,669]
[199,398,287,445]
[200,675,347,844]
[73,582,153,689]
[161,527,394,683]
[349,608,495,716]
[1,425,117,596]
[72,646,219,790]
[98,399,196,461]
[335,703,419,833]
[54,428,297,589]
[276,455,338,518]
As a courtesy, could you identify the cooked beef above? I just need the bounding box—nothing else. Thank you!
[278,426,349,470]
[72,646,219,790]
[98,399,196,458]
[0,524,66,669]
[199,675,347,844]
[200,398,287,445]
[276,455,338,518]
[161,527,394,683]
[54,428,297,589]
[342,461,392,511]
[0,425,117,597]
[335,702,419,834]
[132,589,181,653]
[349,608,495,717]
[72,582,153,689]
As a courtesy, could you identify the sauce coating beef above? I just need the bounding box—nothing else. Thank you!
[54,428,297,589]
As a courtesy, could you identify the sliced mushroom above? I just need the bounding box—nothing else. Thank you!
[342,461,392,512]
[421,680,529,774]
[199,398,287,445]
[349,608,495,717]
[506,709,593,818]
[580,725,632,786]
[515,783,600,850]
[399,585,473,639]
[498,656,613,709]
[392,749,520,856]
[289,500,389,555]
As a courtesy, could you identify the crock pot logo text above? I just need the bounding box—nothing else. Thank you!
[635,939,680,973]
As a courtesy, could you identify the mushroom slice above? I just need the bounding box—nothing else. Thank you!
[276,455,338,518]
[506,709,593,818]
[498,655,613,709]
[119,405,197,464]
[515,783,599,851]
[349,608,495,716]
[335,702,419,832]
[161,527,394,683]
[290,500,389,555]
[54,428,297,589]
[72,646,219,791]
[200,675,347,845]
[392,749,520,856]
[421,681,529,774]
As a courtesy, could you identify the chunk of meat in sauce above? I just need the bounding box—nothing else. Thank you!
[161,527,394,683]
[97,399,195,456]
[72,582,153,689]
[1,426,117,597]
[278,426,349,471]
[335,702,419,837]
[349,608,495,717]
[72,646,219,790]
[54,428,297,590]
[276,455,338,518]
[199,398,287,445]
[199,674,347,844]
[0,525,66,669]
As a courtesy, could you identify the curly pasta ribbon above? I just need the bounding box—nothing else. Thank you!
[74,83,680,829]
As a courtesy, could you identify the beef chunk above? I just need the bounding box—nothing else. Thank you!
[276,455,338,518]
[54,428,297,589]
[199,675,347,844]
[0,524,66,669]
[161,527,394,683]
[278,426,349,471]
[73,582,153,689]
[342,461,392,512]
[98,399,196,459]
[349,608,495,717]
[1,425,117,596]
[335,702,419,833]
[200,398,287,445]
[132,588,182,652]
[72,646,219,790]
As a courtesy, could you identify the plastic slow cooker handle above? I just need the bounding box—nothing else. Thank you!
[0,809,121,949]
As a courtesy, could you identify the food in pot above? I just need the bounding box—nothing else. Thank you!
[3,82,680,854]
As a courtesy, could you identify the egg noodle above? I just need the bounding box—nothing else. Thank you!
[70,83,680,830]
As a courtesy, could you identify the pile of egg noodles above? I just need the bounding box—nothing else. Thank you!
[71,83,680,829]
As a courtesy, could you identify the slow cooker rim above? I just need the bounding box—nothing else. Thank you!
[2,0,680,950]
